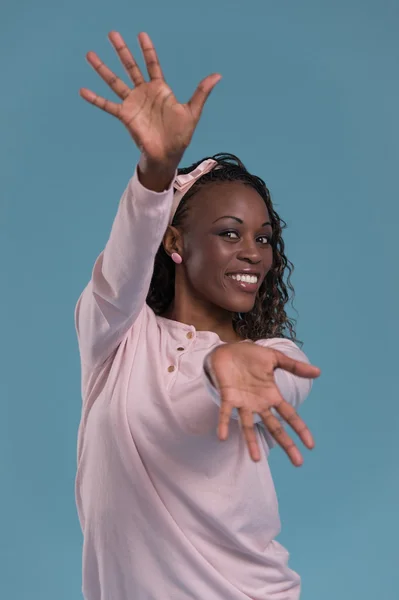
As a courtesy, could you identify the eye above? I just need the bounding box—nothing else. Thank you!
[219,230,240,240]
[257,235,271,245]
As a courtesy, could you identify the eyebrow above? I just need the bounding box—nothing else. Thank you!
[212,215,272,227]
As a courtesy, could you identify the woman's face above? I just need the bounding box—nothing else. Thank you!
[179,180,274,314]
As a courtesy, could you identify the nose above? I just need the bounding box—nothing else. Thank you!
[236,238,262,265]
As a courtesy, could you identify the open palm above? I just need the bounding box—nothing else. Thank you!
[207,342,321,465]
[80,31,222,165]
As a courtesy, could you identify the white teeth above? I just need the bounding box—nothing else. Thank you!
[229,274,258,284]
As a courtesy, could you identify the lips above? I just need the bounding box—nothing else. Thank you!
[225,271,261,293]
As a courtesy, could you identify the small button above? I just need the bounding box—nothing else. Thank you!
[177,347,185,351]
[167,365,175,373]
[186,332,194,339]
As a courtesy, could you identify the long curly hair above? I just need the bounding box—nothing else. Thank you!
[146,153,300,345]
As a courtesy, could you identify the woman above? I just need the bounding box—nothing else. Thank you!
[75,31,320,600]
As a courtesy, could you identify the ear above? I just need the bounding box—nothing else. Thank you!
[163,225,183,258]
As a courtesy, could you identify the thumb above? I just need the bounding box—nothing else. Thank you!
[272,349,321,379]
[187,73,222,120]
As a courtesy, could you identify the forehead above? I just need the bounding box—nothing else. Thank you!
[188,181,270,225]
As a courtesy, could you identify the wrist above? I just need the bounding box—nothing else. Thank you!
[204,351,218,387]
[138,154,179,192]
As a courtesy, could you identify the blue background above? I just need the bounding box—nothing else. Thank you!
[1,0,398,598]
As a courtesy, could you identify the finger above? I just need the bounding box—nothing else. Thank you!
[217,400,234,441]
[187,73,222,121]
[261,409,304,467]
[137,32,164,81]
[272,351,321,379]
[108,31,145,87]
[86,51,130,100]
[79,88,120,118]
[238,408,261,462]
[274,399,314,449]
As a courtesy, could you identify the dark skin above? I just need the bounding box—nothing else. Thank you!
[81,30,321,464]
[162,181,273,343]
[162,182,319,464]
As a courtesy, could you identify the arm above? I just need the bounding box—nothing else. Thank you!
[74,165,175,368]
[76,30,221,368]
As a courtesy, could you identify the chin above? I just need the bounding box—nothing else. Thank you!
[213,277,263,314]
[218,295,257,315]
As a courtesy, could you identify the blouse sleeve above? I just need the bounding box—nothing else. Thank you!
[74,165,175,369]
[203,338,314,448]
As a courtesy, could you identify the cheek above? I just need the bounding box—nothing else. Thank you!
[265,248,274,270]
[186,237,230,277]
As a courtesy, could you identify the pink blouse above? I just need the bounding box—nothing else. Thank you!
[74,165,313,600]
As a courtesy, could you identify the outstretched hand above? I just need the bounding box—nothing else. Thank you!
[207,342,321,465]
[80,31,222,168]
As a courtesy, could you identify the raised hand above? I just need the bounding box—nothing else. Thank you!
[206,342,321,465]
[80,31,222,167]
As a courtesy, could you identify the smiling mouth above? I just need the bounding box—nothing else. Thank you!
[226,273,259,284]
[225,273,260,293]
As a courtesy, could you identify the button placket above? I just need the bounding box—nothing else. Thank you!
[166,329,195,388]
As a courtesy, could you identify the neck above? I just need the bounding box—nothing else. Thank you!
[162,295,242,343]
